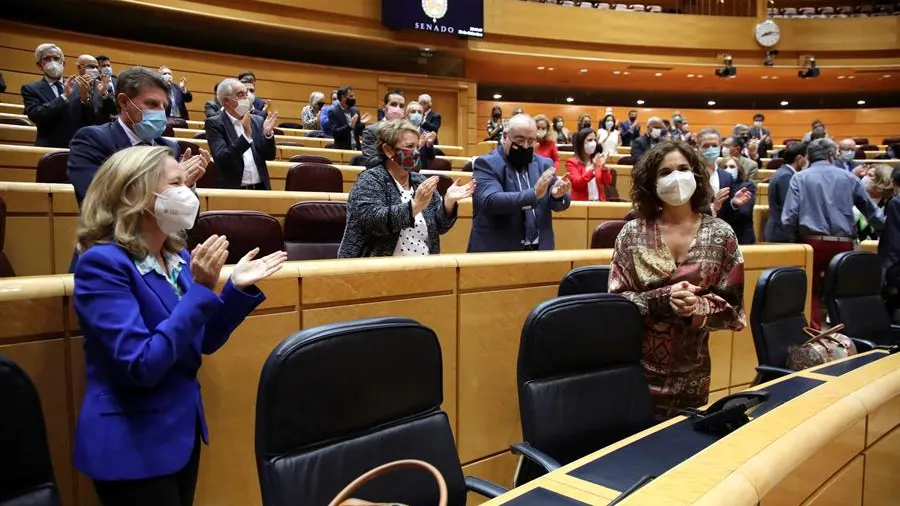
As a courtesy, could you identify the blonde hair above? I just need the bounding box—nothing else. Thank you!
[533,114,557,143]
[309,91,324,107]
[77,146,185,257]
[375,119,421,157]
[718,156,746,181]
[869,164,894,198]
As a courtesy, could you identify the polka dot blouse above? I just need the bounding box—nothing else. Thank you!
[392,180,431,256]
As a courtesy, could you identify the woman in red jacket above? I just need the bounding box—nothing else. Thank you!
[533,114,559,166]
[565,127,612,201]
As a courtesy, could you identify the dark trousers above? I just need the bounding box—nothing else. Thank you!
[93,431,201,506]
[802,238,854,329]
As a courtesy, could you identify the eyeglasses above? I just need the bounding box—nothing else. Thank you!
[509,135,537,147]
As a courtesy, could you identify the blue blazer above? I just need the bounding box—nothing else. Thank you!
[166,85,193,120]
[21,78,114,148]
[764,165,796,242]
[73,243,265,481]
[467,146,571,252]
[68,120,181,206]
[716,169,757,245]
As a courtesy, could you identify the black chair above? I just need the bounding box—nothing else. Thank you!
[824,251,900,346]
[282,202,346,261]
[752,266,877,384]
[187,211,284,265]
[558,266,610,296]
[350,154,367,166]
[254,317,506,506]
[277,122,304,129]
[0,355,62,505]
[512,294,656,485]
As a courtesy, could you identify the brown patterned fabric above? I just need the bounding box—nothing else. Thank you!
[609,215,746,416]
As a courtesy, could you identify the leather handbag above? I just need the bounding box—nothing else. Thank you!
[328,459,448,506]
[786,324,857,370]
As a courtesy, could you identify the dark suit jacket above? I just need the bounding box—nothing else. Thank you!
[21,78,113,148]
[467,146,571,252]
[764,165,796,243]
[166,86,193,120]
[716,169,757,245]
[72,243,264,480]
[328,104,364,150]
[68,120,181,206]
[205,111,275,189]
[879,198,900,288]
[422,109,442,134]
[630,134,660,163]
[204,99,223,119]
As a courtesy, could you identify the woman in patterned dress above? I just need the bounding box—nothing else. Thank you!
[609,141,746,417]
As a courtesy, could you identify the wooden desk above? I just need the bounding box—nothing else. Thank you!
[482,350,900,506]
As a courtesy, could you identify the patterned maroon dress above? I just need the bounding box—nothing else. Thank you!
[609,214,746,416]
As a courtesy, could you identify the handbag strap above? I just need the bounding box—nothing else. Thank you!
[801,324,848,347]
[327,459,448,506]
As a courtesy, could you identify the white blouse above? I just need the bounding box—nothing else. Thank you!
[392,180,430,256]
[598,129,620,155]
[586,163,600,202]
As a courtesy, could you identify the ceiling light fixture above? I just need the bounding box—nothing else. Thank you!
[837,75,846,79]
[636,99,645,105]
[548,67,555,71]
[492,93,502,99]
[883,74,892,78]
[847,75,855,79]
[697,75,703,78]
[780,100,789,106]
[566,97,575,103]
[687,74,695,78]
[580,68,588,73]
[613,70,621,75]
[761,76,769,79]
[707,100,717,106]
[770,76,778,80]
[857,99,867,105]
[654,72,663,77]
[537,66,545,70]
[623,71,630,75]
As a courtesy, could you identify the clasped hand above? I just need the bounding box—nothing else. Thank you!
[670,281,703,317]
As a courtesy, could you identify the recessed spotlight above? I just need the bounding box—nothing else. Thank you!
[566,97,575,103]
[687,74,695,78]
[847,75,855,79]
[548,67,555,71]
[761,76,769,79]
[636,99,645,105]
[707,100,716,106]
[492,93,502,99]
[613,70,621,75]
[623,71,630,75]
[537,66,545,70]
[857,99,867,105]
[580,68,588,73]
[696,75,703,78]
[884,74,892,78]
[837,75,846,79]
[780,100,789,106]
[654,72,663,77]
[771,76,778,80]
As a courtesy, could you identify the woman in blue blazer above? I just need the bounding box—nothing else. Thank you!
[72,145,287,506]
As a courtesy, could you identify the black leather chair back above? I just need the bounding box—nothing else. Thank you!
[35,151,69,184]
[558,266,610,296]
[824,251,895,344]
[285,163,343,193]
[283,202,346,260]
[518,294,655,468]
[750,267,809,371]
[255,318,466,506]
[0,197,14,277]
[188,211,284,265]
[0,355,61,506]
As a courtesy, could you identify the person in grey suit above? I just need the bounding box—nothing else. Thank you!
[204,78,277,190]
[467,114,571,252]
[764,141,807,243]
[361,89,407,160]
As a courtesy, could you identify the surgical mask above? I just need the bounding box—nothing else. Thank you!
[841,150,856,161]
[43,61,63,79]
[154,186,200,234]
[754,121,763,127]
[656,170,697,207]
[101,66,113,76]
[247,92,256,104]
[650,128,662,139]
[555,121,563,128]
[392,147,421,172]
[584,141,597,156]
[385,105,404,121]
[127,98,167,142]
[345,98,357,108]
[507,141,534,168]
[85,68,100,79]
[725,166,739,179]
[161,73,172,82]
[234,98,252,117]
[605,120,615,129]
[536,129,547,139]
[862,175,875,192]
[703,147,720,163]
[409,112,423,126]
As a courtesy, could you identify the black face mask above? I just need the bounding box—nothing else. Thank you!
[493,113,501,119]
[629,115,637,121]
[345,98,357,108]
[507,142,534,168]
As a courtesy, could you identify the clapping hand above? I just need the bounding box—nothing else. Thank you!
[230,248,288,290]
[63,76,76,97]
[419,131,436,148]
[191,235,229,289]
[712,188,730,213]
[180,147,211,187]
[670,281,703,317]
[534,168,556,198]
[350,114,359,128]
[97,73,111,97]
[240,112,252,136]
[592,151,607,167]
[263,110,279,137]
[179,76,188,90]
[731,187,752,207]
[360,113,372,124]
[76,75,92,102]
[550,173,571,199]
[412,176,439,216]
[444,179,476,205]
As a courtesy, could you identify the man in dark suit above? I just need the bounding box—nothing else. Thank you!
[158,66,192,121]
[747,112,772,157]
[418,93,442,141]
[698,128,755,243]
[68,66,210,207]
[630,116,664,163]
[205,77,277,190]
[764,141,807,243]
[205,81,224,119]
[21,44,111,148]
[238,70,267,113]
[96,55,118,121]
[328,85,371,150]
[468,114,571,252]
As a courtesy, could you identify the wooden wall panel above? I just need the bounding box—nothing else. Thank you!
[863,426,900,506]
[801,456,863,506]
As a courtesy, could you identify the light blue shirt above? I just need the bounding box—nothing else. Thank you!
[781,160,884,239]
[133,252,186,299]
[320,104,334,135]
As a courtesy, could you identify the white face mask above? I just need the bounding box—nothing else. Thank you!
[234,98,252,117]
[725,166,739,179]
[161,73,172,82]
[584,141,597,156]
[154,186,199,234]
[247,92,256,103]
[85,68,100,79]
[43,61,64,79]
[650,128,662,139]
[862,175,875,192]
[656,170,697,207]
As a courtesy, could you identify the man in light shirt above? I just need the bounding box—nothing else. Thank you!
[205,77,278,190]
